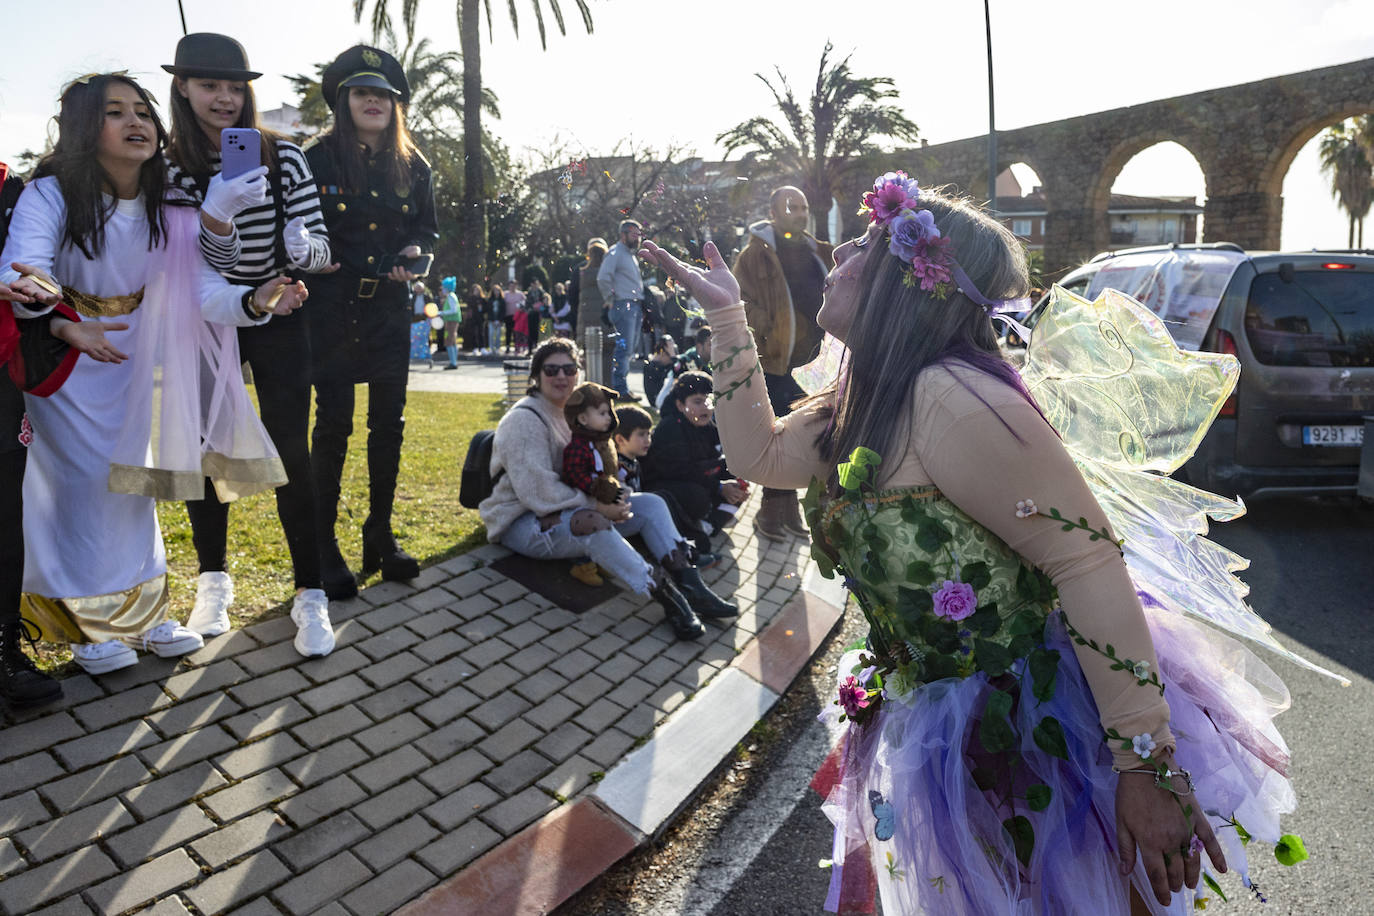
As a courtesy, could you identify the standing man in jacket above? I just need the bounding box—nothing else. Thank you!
[597,219,644,401]
[733,186,833,541]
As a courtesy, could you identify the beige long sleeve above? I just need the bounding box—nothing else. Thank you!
[709,306,831,490]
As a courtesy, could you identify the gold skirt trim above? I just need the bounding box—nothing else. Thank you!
[109,454,287,502]
[63,284,144,318]
[21,574,168,644]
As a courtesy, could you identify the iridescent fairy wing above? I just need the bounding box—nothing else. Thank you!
[793,333,849,396]
[1021,287,1348,684]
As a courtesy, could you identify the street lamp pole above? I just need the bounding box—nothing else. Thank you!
[176,0,188,34]
[984,0,997,215]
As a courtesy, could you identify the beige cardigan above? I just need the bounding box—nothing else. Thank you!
[478,394,594,542]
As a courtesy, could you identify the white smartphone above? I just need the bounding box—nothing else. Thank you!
[220,128,262,180]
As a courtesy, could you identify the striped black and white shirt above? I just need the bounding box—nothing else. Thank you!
[167,140,332,283]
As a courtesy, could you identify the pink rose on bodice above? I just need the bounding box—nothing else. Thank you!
[932,579,977,621]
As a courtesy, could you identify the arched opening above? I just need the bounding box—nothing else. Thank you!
[997,163,1047,284]
[1277,117,1374,251]
[1107,141,1207,250]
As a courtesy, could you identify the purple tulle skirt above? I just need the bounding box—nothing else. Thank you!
[817,600,1295,914]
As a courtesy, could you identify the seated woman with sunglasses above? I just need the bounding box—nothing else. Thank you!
[478,338,737,640]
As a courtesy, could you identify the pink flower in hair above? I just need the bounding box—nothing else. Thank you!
[837,676,871,717]
[910,236,954,292]
[861,171,920,225]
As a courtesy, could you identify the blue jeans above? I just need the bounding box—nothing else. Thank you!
[608,298,641,396]
[497,491,685,595]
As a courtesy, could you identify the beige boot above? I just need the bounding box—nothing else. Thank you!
[753,491,790,542]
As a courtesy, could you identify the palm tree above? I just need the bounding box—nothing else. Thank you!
[716,42,921,242]
[354,0,592,283]
[1319,117,1374,248]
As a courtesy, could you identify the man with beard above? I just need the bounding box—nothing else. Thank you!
[733,186,833,541]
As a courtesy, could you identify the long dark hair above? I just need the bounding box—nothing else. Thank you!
[33,74,174,258]
[324,90,419,193]
[165,76,282,181]
[812,187,1042,472]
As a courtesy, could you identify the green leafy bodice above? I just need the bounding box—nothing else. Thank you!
[808,483,1058,686]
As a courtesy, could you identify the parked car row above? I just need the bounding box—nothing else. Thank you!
[1025,243,1374,501]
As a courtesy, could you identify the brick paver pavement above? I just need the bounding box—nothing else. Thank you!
[0,496,813,915]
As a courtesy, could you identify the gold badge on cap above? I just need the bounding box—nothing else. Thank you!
[362,49,381,67]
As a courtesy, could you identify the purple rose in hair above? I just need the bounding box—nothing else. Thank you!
[887,208,941,263]
[932,579,977,621]
[862,171,921,224]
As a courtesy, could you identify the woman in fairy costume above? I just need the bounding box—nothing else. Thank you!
[639,173,1318,914]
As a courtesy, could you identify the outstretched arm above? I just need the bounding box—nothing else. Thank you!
[639,240,828,489]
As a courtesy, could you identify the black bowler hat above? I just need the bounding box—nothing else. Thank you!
[162,33,262,81]
[321,45,410,106]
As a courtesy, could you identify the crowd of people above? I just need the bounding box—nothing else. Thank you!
[0,30,1309,916]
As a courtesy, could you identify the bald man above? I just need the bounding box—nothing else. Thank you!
[734,186,833,541]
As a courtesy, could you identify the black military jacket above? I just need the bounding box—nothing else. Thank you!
[303,136,438,278]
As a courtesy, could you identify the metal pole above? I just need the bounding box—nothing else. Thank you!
[984,0,997,215]
[177,0,188,34]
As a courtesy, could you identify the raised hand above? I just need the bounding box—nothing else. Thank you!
[203,166,269,224]
[637,240,740,316]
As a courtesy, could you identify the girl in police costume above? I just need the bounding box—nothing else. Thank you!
[163,33,337,657]
[305,45,438,598]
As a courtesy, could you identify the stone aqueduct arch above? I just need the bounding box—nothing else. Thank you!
[841,57,1374,277]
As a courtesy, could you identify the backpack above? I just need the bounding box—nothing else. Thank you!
[459,403,549,509]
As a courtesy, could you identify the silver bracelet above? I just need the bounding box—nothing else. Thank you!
[1117,765,1195,796]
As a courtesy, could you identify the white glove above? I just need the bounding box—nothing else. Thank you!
[284,216,311,267]
[202,165,268,224]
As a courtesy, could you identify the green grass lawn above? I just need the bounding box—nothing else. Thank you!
[34,389,501,673]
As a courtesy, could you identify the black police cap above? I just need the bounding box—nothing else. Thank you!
[321,45,410,106]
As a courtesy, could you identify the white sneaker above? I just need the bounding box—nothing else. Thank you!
[187,571,233,637]
[291,589,335,657]
[124,621,204,658]
[71,640,138,675]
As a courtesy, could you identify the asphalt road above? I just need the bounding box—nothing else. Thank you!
[558,495,1374,916]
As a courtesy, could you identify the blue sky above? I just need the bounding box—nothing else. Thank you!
[3,0,1372,251]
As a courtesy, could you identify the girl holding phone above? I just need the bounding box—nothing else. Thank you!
[0,73,305,675]
[163,32,337,657]
[305,45,437,596]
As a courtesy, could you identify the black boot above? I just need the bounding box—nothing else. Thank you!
[320,538,359,600]
[651,571,705,640]
[361,526,420,581]
[0,620,61,709]
[663,548,738,619]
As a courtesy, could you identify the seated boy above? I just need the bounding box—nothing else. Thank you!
[641,372,748,560]
[616,402,719,568]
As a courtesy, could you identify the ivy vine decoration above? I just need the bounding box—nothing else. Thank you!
[709,341,762,402]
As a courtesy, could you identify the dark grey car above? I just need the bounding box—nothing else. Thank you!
[1034,245,1374,500]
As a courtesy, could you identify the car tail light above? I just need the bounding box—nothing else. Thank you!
[1322,262,1355,269]
[1217,329,1238,417]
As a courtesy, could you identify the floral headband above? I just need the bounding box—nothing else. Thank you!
[859,171,1030,315]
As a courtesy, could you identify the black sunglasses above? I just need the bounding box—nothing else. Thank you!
[540,363,579,377]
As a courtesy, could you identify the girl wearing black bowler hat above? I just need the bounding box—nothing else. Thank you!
[305,45,437,598]
[163,32,338,658]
